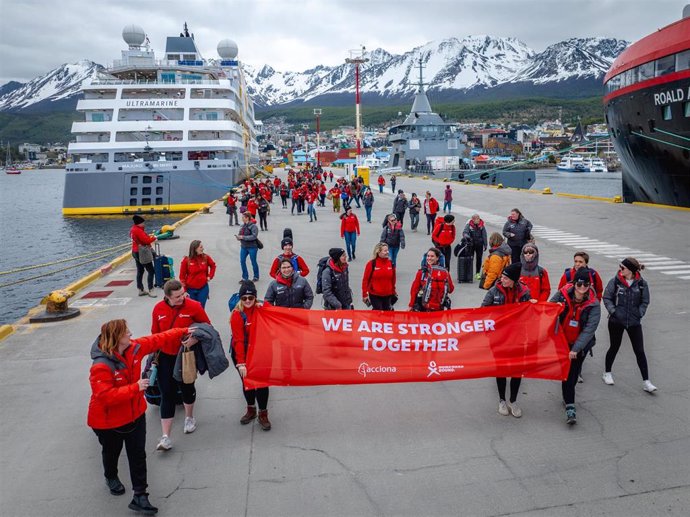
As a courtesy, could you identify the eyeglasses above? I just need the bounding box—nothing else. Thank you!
[241,295,256,301]
[523,250,536,255]
[575,281,591,287]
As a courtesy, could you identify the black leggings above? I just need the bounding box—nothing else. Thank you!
[439,245,451,272]
[473,247,483,274]
[369,294,393,311]
[605,321,649,380]
[562,354,586,405]
[133,252,155,291]
[158,352,196,419]
[93,415,147,494]
[231,354,269,410]
[509,245,523,265]
[496,377,522,403]
[426,214,436,234]
[258,212,268,231]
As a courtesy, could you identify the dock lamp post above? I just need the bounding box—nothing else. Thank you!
[345,46,368,166]
[302,124,309,169]
[313,109,322,168]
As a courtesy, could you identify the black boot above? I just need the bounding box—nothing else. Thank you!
[105,476,125,495]
[128,493,158,515]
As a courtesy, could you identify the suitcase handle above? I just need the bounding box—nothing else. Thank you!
[154,242,161,256]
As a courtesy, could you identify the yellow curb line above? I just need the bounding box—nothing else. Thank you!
[0,324,15,342]
[632,201,690,212]
[555,193,621,203]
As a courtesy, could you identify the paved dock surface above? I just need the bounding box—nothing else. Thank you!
[1,171,688,517]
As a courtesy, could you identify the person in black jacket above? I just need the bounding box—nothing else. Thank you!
[602,257,656,392]
[392,190,409,227]
[550,268,601,425]
[321,248,353,310]
[264,260,314,309]
[502,208,533,264]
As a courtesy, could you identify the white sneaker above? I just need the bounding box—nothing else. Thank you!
[509,402,522,418]
[184,417,197,434]
[156,435,172,451]
[602,372,614,385]
[643,380,657,393]
[498,400,509,416]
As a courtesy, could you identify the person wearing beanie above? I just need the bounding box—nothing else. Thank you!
[130,215,157,297]
[431,214,456,272]
[340,207,361,261]
[230,281,272,430]
[557,251,604,300]
[270,238,310,279]
[322,248,353,310]
[392,190,409,227]
[602,257,656,393]
[482,261,533,418]
[443,184,453,213]
[519,243,551,302]
[550,268,601,425]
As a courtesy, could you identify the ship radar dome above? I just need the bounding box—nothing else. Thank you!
[122,25,146,47]
[218,39,239,59]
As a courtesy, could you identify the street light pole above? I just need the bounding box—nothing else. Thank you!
[313,109,322,168]
[302,123,309,169]
[345,46,368,167]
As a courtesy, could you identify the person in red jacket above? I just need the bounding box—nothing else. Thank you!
[409,248,454,311]
[518,243,551,302]
[151,280,211,451]
[179,240,216,308]
[130,215,157,297]
[88,319,196,514]
[340,207,361,260]
[423,191,440,235]
[246,196,258,217]
[362,242,397,310]
[432,214,456,272]
[377,174,386,193]
[330,185,342,213]
[558,251,604,300]
[230,281,272,430]
[270,238,310,278]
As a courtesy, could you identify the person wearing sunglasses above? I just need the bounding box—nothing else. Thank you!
[602,258,656,393]
[230,281,272,430]
[550,268,601,425]
[518,243,551,302]
[557,251,604,300]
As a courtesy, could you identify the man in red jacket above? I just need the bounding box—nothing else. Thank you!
[423,192,440,235]
[130,215,158,297]
[150,279,210,451]
[432,214,456,271]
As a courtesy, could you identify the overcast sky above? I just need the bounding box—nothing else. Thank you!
[0,0,686,84]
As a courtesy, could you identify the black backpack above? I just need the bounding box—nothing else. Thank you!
[315,256,331,295]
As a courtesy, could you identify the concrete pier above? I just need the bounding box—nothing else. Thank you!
[1,171,688,516]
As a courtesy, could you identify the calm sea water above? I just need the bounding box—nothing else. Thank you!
[0,167,622,324]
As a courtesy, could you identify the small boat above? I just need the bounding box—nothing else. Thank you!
[3,143,21,174]
[583,157,609,172]
[556,155,588,173]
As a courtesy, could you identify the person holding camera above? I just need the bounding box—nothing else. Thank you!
[362,243,397,311]
[88,319,197,514]
[409,247,454,312]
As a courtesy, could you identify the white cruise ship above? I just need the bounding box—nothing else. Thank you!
[64,23,260,215]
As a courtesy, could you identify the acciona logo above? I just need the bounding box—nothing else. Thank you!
[357,362,397,378]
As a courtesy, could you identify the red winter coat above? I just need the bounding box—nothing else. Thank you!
[130,224,156,253]
[424,198,439,215]
[362,257,396,298]
[378,175,385,186]
[87,327,188,429]
[520,268,551,302]
[558,268,604,300]
[246,198,258,216]
[340,214,360,236]
[409,265,454,311]
[151,297,211,334]
[432,220,456,247]
[180,254,217,290]
[270,253,310,278]
[229,304,258,364]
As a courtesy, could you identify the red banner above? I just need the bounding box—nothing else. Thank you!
[244,303,570,389]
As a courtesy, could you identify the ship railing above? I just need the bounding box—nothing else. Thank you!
[89,78,222,86]
[378,166,403,175]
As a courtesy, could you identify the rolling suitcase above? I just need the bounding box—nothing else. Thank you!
[154,242,175,288]
[457,255,474,283]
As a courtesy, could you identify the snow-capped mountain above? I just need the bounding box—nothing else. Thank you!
[0,37,627,112]
[0,60,103,112]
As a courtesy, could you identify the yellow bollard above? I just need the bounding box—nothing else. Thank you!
[422,175,429,180]
[542,187,553,195]
[497,183,504,189]
[612,195,623,203]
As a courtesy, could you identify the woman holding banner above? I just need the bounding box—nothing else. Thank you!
[362,243,397,311]
[409,248,454,312]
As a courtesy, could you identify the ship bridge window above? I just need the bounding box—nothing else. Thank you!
[655,55,675,77]
[684,102,690,118]
[677,50,690,72]
[662,105,672,121]
[638,61,654,82]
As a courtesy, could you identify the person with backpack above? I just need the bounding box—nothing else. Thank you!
[518,243,551,302]
[443,185,453,213]
[179,240,216,309]
[363,187,375,223]
[550,268,601,425]
[380,213,406,267]
[279,183,289,209]
[377,174,385,193]
[432,214,456,272]
[423,191,440,236]
[150,280,211,451]
[340,207,361,261]
[392,190,409,227]
[408,193,421,232]
[502,208,533,264]
[481,232,512,289]
[409,247,454,312]
[236,212,260,283]
[88,319,197,515]
[225,192,239,226]
[481,263,533,418]
[264,259,314,309]
[362,243,397,311]
[257,195,270,231]
[462,214,488,279]
[270,238,310,279]
[130,215,157,298]
[602,257,656,393]
[230,281,272,431]
[558,251,604,300]
[320,248,353,310]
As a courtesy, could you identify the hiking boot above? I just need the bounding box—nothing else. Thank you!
[240,406,257,425]
[565,404,577,425]
[183,417,197,434]
[498,400,509,416]
[643,380,657,393]
[509,402,522,418]
[105,476,125,496]
[128,493,158,515]
[258,410,272,431]
[156,435,172,451]
[602,372,614,385]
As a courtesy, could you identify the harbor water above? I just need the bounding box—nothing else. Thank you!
[0,167,621,325]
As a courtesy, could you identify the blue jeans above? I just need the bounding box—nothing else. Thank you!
[186,284,209,308]
[389,246,400,266]
[240,246,259,280]
[443,200,452,212]
[308,204,317,221]
[410,212,419,230]
[364,205,372,222]
[378,185,383,193]
[344,232,357,259]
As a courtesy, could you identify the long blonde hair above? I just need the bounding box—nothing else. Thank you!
[371,242,389,260]
[99,319,129,356]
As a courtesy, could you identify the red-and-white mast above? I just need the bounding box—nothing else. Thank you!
[345,46,368,165]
